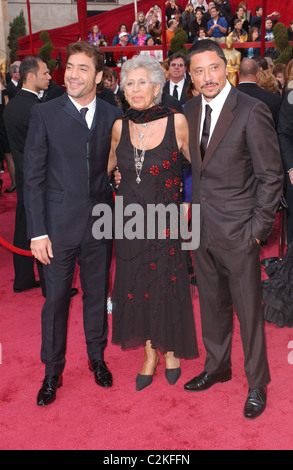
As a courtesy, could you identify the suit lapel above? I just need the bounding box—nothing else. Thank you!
[62,93,89,129]
[202,87,237,171]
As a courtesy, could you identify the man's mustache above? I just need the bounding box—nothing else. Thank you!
[201,81,219,89]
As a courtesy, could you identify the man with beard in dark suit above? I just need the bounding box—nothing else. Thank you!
[24,42,122,406]
[237,58,281,128]
[3,56,51,294]
[183,40,283,419]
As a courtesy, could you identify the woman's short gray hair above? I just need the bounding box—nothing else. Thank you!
[120,54,165,105]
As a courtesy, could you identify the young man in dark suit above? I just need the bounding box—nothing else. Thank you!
[183,40,283,419]
[24,42,122,406]
[3,56,51,294]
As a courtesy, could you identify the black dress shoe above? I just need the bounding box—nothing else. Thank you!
[37,375,63,406]
[243,387,267,419]
[14,281,41,293]
[184,369,232,391]
[89,360,112,388]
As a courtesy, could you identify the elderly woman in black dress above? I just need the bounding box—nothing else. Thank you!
[108,55,198,391]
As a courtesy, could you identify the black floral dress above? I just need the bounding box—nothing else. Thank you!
[112,113,198,358]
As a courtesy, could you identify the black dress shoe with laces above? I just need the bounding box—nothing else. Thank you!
[184,369,232,391]
[37,375,63,406]
[89,360,112,388]
[243,387,267,419]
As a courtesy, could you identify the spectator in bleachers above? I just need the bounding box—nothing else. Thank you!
[131,11,148,38]
[251,7,280,33]
[189,7,208,43]
[191,0,208,12]
[195,26,209,41]
[173,10,184,29]
[134,25,148,46]
[146,4,162,25]
[182,3,195,41]
[113,32,136,66]
[230,5,249,33]
[140,35,164,63]
[88,25,101,45]
[148,12,162,43]
[215,0,232,24]
[204,1,216,22]
[207,5,228,42]
[112,24,134,46]
[166,19,178,45]
[229,17,248,43]
[165,0,183,23]
[245,27,261,58]
[238,1,251,23]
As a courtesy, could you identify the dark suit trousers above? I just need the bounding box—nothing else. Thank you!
[13,184,44,293]
[41,218,112,376]
[193,228,271,389]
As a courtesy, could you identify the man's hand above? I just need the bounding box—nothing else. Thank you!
[30,237,53,265]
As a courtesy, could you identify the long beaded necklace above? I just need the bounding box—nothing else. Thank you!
[132,121,154,184]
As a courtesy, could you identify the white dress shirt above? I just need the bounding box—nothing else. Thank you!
[169,78,185,100]
[68,95,96,128]
[199,80,231,146]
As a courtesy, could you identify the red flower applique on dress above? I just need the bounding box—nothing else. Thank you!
[150,165,159,175]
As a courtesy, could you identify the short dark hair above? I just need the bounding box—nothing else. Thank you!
[251,55,268,70]
[66,41,105,74]
[19,55,46,83]
[168,52,187,67]
[187,39,227,68]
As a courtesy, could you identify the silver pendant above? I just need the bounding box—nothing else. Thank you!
[136,177,141,184]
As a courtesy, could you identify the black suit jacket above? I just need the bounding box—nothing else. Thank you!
[163,76,190,105]
[184,85,283,248]
[5,80,20,100]
[236,82,281,128]
[3,89,41,199]
[23,93,122,245]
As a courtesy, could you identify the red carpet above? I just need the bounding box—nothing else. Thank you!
[1,170,293,451]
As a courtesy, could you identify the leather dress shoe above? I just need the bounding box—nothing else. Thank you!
[243,387,267,419]
[184,369,232,391]
[14,281,41,293]
[37,375,63,406]
[89,360,112,388]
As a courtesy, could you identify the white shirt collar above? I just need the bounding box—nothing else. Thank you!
[21,87,39,97]
[68,95,96,128]
[200,80,231,144]
[201,79,231,112]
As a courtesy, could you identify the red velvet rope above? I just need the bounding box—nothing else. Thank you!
[0,236,33,257]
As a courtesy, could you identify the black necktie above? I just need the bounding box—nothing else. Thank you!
[200,104,212,160]
[173,85,178,99]
[80,107,88,125]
